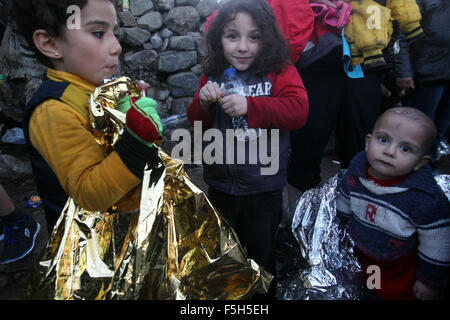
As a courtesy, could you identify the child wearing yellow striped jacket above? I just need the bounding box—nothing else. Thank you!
[344,0,423,69]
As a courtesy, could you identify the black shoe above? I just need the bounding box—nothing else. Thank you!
[0,214,40,264]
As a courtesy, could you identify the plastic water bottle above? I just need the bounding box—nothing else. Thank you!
[161,113,186,126]
[222,67,249,134]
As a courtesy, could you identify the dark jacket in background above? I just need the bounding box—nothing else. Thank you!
[407,0,450,82]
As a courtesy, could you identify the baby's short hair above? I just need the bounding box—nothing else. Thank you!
[374,107,437,155]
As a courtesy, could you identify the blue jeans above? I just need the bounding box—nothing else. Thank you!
[408,80,450,161]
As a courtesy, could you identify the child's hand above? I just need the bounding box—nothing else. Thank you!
[199,82,223,111]
[116,95,162,147]
[221,94,248,118]
[413,280,441,300]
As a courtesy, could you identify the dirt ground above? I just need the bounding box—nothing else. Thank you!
[0,134,449,300]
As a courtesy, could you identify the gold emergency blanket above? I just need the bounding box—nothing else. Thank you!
[27,77,272,300]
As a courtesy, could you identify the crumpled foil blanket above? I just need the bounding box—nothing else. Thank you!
[25,77,272,300]
[277,172,450,300]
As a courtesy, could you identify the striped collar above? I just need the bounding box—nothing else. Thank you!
[348,151,440,195]
[46,68,96,92]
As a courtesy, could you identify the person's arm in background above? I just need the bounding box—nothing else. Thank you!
[266,0,314,62]
[394,33,415,91]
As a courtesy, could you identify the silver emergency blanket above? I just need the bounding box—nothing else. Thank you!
[277,171,450,300]
[277,172,364,300]
[435,174,450,202]
[437,139,450,160]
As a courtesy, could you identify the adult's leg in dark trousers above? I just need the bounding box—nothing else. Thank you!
[408,80,450,161]
[288,71,343,190]
[434,86,450,150]
[335,70,382,168]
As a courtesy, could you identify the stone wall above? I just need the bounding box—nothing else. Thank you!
[0,0,220,125]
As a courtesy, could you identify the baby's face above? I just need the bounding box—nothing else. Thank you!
[365,114,430,180]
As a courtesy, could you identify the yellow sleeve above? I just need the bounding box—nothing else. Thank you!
[386,0,423,43]
[345,0,393,67]
[28,99,141,211]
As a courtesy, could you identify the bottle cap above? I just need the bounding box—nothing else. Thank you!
[224,67,237,77]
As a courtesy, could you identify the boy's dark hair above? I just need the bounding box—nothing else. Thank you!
[8,0,112,67]
[203,0,291,77]
[375,107,437,155]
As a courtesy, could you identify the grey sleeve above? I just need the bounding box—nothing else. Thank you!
[393,33,414,79]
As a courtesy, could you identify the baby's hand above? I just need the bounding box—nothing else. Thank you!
[221,94,248,118]
[413,280,441,300]
[199,82,223,111]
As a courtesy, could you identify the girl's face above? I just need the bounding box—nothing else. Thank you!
[53,0,121,85]
[221,12,262,71]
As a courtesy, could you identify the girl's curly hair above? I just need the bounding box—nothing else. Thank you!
[203,0,291,77]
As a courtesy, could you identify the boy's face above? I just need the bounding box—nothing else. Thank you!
[365,113,430,180]
[53,0,122,85]
[221,12,262,71]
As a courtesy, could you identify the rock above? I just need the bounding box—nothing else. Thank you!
[130,0,154,16]
[196,0,219,19]
[161,38,169,51]
[137,11,163,31]
[142,42,155,50]
[160,28,174,38]
[157,88,171,100]
[164,6,200,35]
[25,78,43,104]
[0,154,32,180]
[122,27,151,47]
[155,0,175,11]
[171,97,194,114]
[0,25,46,80]
[169,35,196,50]
[158,50,197,72]
[118,11,137,27]
[167,72,200,97]
[189,31,206,58]
[176,0,200,6]
[190,64,203,75]
[124,49,159,70]
[146,86,156,99]
[151,33,163,49]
